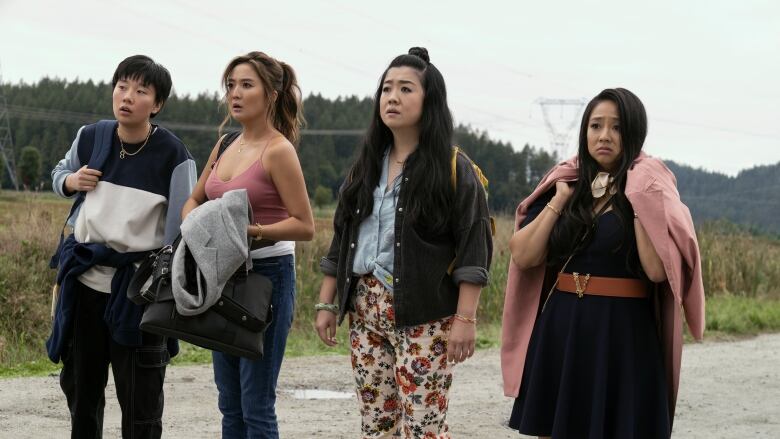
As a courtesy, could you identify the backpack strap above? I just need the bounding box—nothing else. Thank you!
[211,131,241,169]
[69,120,115,217]
[450,146,460,191]
[452,145,490,194]
[88,120,116,170]
[49,120,117,269]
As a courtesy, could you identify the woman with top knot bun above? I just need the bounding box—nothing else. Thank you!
[314,47,494,438]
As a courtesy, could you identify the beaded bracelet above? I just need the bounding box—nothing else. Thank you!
[453,313,477,324]
[314,302,339,314]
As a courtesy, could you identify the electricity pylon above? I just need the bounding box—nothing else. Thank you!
[0,62,19,190]
[536,98,587,159]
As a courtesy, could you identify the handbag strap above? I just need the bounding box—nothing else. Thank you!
[127,251,159,304]
[127,236,180,305]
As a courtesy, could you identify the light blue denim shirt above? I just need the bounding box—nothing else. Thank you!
[351,149,402,291]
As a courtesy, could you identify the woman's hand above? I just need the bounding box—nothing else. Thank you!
[65,165,102,193]
[447,319,476,364]
[510,183,572,269]
[552,180,574,208]
[246,224,260,239]
[315,310,338,347]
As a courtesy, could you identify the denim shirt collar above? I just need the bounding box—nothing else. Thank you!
[380,147,403,195]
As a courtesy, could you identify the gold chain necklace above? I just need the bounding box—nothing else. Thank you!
[389,150,407,165]
[119,124,153,159]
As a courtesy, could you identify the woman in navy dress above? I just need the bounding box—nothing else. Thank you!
[508,88,671,438]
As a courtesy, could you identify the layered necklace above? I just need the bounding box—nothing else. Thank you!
[118,124,153,159]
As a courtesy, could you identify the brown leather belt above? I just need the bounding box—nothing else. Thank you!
[556,273,647,299]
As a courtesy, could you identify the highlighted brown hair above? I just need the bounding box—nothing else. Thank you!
[219,51,305,145]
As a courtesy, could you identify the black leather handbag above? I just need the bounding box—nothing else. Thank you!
[127,237,274,359]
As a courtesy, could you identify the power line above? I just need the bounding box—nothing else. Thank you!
[6,105,365,136]
[653,117,780,141]
[160,1,556,135]
[165,0,376,87]
[328,4,780,143]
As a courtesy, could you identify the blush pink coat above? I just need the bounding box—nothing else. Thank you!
[501,152,705,422]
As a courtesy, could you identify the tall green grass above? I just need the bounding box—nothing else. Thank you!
[0,192,68,370]
[1,190,779,376]
[697,221,780,297]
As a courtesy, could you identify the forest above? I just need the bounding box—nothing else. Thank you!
[1,78,777,234]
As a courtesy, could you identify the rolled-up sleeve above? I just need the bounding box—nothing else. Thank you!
[450,155,493,286]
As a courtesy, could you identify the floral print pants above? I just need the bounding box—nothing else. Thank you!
[348,275,453,439]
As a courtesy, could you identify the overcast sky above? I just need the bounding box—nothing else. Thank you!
[1,0,778,175]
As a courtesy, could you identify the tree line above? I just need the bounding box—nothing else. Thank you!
[1,78,778,234]
[0,78,557,212]
[666,161,780,235]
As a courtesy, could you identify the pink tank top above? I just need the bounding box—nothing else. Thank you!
[205,146,289,225]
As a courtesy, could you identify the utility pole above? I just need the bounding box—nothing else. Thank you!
[0,61,19,190]
[536,98,587,160]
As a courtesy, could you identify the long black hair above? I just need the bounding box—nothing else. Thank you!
[338,47,454,234]
[547,88,648,267]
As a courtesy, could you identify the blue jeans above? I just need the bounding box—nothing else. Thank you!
[212,254,295,439]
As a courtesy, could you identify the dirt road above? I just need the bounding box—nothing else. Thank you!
[1,333,778,438]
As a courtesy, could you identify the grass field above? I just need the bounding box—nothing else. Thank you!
[1,190,779,377]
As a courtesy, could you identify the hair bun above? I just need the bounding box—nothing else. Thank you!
[408,47,430,63]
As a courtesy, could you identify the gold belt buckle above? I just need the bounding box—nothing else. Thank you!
[572,272,591,298]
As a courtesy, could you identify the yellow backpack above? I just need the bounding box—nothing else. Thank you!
[450,146,489,200]
[447,146,496,274]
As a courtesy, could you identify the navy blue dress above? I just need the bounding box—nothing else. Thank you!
[509,191,670,438]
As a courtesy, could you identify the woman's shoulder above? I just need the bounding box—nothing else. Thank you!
[629,153,677,189]
[264,134,297,160]
[632,153,674,176]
